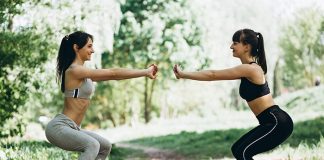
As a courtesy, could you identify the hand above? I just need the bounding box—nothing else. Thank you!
[147,64,158,79]
[173,64,181,79]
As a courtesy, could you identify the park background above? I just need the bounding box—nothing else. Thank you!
[1,0,324,159]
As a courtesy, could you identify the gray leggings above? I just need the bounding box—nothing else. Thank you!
[45,114,112,160]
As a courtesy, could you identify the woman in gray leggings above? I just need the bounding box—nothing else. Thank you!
[45,31,158,160]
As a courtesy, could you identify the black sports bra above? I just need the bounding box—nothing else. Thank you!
[239,62,270,102]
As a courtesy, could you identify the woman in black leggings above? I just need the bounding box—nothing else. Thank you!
[173,29,293,160]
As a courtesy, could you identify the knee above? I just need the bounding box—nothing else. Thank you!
[87,140,100,152]
[231,144,243,160]
[102,141,112,155]
[231,145,238,159]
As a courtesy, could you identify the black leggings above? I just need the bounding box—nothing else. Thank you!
[231,105,293,160]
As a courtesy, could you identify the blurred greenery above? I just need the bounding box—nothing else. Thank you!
[277,8,324,91]
[86,0,211,127]
[0,0,57,137]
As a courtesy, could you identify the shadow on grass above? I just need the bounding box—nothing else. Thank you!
[128,116,324,159]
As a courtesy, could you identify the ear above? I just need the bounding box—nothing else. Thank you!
[244,44,251,52]
[73,44,79,52]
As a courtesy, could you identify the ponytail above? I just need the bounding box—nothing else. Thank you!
[56,31,93,92]
[256,32,267,74]
[56,36,75,92]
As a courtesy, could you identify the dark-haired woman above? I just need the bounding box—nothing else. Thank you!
[45,31,158,160]
[173,29,293,160]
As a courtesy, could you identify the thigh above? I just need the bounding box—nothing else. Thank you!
[237,124,279,158]
[232,126,260,151]
[80,130,111,149]
[49,126,98,152]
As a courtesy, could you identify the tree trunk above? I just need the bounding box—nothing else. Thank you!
[144,72,157,123]
[7,14,13,31]
[144,76,149,123]
[106,112,116,127]
[273,57,281,97]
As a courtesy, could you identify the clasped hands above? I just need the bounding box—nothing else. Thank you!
[147,64,181,79]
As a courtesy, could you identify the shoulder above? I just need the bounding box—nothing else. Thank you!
[66,65,90,78]
[66,64,84,73]
[234,64,258,73]
[234,64,263,78]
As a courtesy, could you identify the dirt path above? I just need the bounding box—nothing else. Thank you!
[115,142,186,160]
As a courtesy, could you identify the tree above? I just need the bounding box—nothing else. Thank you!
[89,0,210,126]
[278,8,324,91]
[0,0,60,137]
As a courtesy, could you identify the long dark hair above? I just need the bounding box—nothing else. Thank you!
[232,29,267,74]
[56,31,93,92]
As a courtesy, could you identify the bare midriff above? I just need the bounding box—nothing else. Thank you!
[63,98,90,126]
[247,94,275,116]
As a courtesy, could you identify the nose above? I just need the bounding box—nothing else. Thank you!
[230,44,234,49]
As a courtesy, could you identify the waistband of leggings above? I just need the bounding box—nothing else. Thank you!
[54,113,81,130]
[256,105,280,119]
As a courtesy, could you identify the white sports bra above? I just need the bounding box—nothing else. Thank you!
[64,78,94,99]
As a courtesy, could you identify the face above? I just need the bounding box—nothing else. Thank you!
[75,38,94,61]
[230,41,249,58]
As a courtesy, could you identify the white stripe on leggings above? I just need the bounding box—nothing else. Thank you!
[242,112,278,160]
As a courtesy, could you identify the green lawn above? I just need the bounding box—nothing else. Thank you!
[1,117,323,159]
[128,116,324,159]
[1,86,323,159]
[0,140,144,160]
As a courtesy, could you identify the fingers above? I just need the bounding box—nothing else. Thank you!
[173,64,179,74]
[147,64,181,79]
[148,64,158,79]
[173,64,180,79]
[149,64,158,76]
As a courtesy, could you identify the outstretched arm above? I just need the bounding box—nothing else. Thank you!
[173,64,254,81]
[70,64,158,81]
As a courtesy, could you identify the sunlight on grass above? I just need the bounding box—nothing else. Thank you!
[256,137,324,160]
[0,140,144,160]
[0,140,78,160]
[126,116,324,159]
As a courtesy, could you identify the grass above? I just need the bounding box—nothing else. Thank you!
[0,140,145,160]
[127,116,324,159]
[0,141,78,160]
[1,117,323,159]
[1,86,323,159]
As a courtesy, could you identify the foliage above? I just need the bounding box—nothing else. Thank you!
[0,29,56,137]
[89,0,210,127]
[0,0,61,137]
[5,0,123,129]
[278,8,324,90]
[0,0,24,30]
